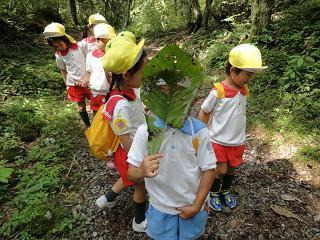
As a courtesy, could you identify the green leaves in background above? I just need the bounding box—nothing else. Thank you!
[141,44,203,153]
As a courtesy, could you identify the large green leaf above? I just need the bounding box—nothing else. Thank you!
[141,44,204,153]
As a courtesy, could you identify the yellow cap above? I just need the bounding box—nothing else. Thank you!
[94,23,116,39]
[117,31,136,43]
[43,23,76,43]
[103,36,145,74]
[229,44,267,73]
[89,13,107,26]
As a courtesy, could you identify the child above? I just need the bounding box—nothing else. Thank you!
[198,44,267,211]
[82,13,107,54]
[95,34,148,232]
[126,89,217,239]
[81,23,116,116]
[43,23,91,127]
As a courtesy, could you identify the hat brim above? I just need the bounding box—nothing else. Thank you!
[65,34,76,43]
[90,20,107,26]
[131,39,145,68]
[240,66,268,73]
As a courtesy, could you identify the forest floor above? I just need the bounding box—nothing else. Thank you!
[65,32,320,240]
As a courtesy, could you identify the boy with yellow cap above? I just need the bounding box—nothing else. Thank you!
[82,13,107,53]
[198,44,267,211]
[95,33,148,232]
[43,22,91,127]
[81,23,116,116]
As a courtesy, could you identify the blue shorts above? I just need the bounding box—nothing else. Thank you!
[146,204,208,240]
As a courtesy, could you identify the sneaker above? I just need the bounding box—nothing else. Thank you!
[132,218,147,232]
[221,191,237,209]
[209,192,222,211]
[96,195,116,209]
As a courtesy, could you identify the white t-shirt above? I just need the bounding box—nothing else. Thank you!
[201,87,247,146]
[110,97,146,140]
[86,50,109,95]
[84,37,98,55]
[55,42,87,86]
[127,120,217,214]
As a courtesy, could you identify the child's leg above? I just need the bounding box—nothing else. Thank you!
[132,182,147,232]
[209,162,228,211]
[96,178,126,209]
[221,166,236,192]
[78,101,90,127]
[211,162,228,192]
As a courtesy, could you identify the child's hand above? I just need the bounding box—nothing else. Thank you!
[176,205,200,219]
[139,153,162,178]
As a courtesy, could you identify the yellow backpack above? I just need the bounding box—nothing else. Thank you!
[85,95,125,161]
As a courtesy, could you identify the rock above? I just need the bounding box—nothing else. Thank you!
[102,211,107,216]
[314,214,320,222]
[92,231,98,237]
[44,211,52,220]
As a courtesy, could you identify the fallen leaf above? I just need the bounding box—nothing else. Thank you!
[271,205,308,225]
[280,194,296,201]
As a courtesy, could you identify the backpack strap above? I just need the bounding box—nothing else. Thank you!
[187,117,199,153]
[213,82,225,99]
[102,94,126,121]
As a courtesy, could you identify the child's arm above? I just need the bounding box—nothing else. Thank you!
[198,109,210,125]
[177,169,215,219]
[119,134,133,153]
[60,69,67,85]
[127,153,162,183]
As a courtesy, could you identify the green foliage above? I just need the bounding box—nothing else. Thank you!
[0,95,84,238]
[0,161,14,184]
[130,0,188,34]
[297,145,320,163]
[203,42,233,72]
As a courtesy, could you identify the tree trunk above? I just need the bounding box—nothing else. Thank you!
[250,0,272,37]
[69,0,79,25]
[189,0,202,33]
[203,0,213,29]
[122,0,132,28]
[207,0,224,23]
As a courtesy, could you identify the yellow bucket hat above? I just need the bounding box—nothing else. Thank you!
[89,13,107,26]
[229,44,267,73]
[117,31,136,43]
[94,23,116,39]
[43,23,76,43]
[103,36,145,74]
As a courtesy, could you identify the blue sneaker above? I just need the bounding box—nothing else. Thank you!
[221,191,237,209]
[209,192,222,211]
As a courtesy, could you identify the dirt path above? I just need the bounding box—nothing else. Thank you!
[67,33,320,240]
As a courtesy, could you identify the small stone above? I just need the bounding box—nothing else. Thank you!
[314,214,320,222]
[92,231,98,237]
[98,237,104,240]
[102,211,107,216]
[44,211,52,220]
[258,234,264,240]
